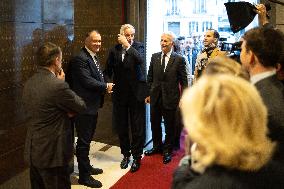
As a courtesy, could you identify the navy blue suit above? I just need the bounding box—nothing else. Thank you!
[68,47,106,179]
[105,41,147,159]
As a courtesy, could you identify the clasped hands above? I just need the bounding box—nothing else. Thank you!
[106,83,115,93]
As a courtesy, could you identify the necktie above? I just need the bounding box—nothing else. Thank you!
[93,55,104,80]
[161,54,166,72]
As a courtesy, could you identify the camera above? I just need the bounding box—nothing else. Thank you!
[220,41,242,63]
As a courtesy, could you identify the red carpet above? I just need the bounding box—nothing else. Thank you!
[110,131,186,189]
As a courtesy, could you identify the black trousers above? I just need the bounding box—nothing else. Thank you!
[150,96,176,153]
[173,108,183,149]
[75,114,98,179]
[30,164,70,189]
[113,95,146,159]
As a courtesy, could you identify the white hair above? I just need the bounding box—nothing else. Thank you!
[120,24,135,35]
[161,31,176,42]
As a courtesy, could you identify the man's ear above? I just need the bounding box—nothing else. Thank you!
[249,51,257,67]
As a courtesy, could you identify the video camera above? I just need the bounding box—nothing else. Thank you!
[220,41,243,63]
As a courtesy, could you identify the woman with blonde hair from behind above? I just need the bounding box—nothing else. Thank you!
[205,55,250,80]
[172,75,284,189]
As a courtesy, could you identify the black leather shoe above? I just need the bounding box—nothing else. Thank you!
[78,176,102,188]
[90,167,103,175]
[130,159,141,172]
[163,152,172,164]
[144,147,162,156]
[120,156,130,169]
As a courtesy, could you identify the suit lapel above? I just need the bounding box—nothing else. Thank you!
[116,45,124,63]
[165,52,175,72]
[83,48,104,82]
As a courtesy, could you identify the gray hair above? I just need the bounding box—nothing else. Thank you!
[162,31,176,42]
[120,24,135,35]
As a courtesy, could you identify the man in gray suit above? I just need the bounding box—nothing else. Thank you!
[22,42,86,189]
[144,31,188,164]
[240,27,284,163]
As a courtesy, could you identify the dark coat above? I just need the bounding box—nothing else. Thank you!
[255,74,284,163]
[68,47,106,115]
[104,41,148,103]
[23,67,86,168]
[147,52,188,110]
[172,162,284,189]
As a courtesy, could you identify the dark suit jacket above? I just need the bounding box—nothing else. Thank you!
[68,47,107,114]
[255,75,284,162]
[104,41,148,103]
[172,162,284,189]
[22,67,86,168]
[147,52,188,110]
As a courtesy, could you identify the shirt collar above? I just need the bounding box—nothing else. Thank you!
[162,49,172,58]
[250,70,276,85]
[85,46,96,58]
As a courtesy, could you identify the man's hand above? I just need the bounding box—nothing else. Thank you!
[255,4,269,26]
[145,96,150,104]
[56,68,65,81]
[117,34,130,49]
[106,83,115,93]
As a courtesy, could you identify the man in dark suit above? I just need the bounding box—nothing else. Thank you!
[22,42,86,189]
[240,27,284,163]
[144,31,188,164]
[68,30,114,188]
[104,24,147,172]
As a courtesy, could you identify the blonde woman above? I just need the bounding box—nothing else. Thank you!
[172,75,284,189]
[205,55,249,80]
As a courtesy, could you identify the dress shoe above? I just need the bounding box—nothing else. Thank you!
[78,176,102,188]
[120,156,130,169]
[130,159,141,172]
[144,147,162,156]
[90,167,103,175]
[163,152,172,164]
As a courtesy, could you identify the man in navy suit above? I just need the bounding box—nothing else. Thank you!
[104,24,147,172]
[68,30,114,188]
[144,31,188,164]
[240,27,284,164]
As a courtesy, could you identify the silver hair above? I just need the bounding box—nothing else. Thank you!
[162,31,176,42]
[120,24,135,35]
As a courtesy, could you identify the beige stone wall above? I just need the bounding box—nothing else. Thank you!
[276,4,284,32]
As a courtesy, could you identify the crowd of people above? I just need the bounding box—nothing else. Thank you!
[22,4,284,189]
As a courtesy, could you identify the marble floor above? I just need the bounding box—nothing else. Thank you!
[71,141,141,189]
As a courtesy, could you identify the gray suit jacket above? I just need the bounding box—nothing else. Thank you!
[255,74,284,163]
[147,52,188,110]
[23,67,86,168]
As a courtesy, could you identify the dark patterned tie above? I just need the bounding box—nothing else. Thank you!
[94,55,104,81]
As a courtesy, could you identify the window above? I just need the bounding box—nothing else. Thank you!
[193,0,206,14]
[168,22,180,36]
[202,21,212,32]
[189,21,199,34]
